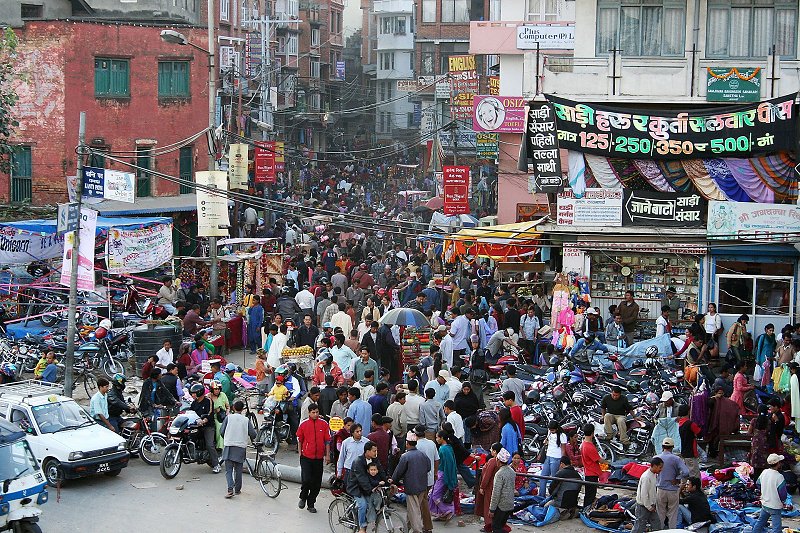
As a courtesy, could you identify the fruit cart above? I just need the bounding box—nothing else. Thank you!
[281,345,314,377]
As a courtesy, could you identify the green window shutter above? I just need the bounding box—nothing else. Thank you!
[111,60,129,96]
[158,61,171,97]
[176,62,189,96]
[95,59,109,96]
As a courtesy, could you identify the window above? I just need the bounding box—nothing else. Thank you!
[422,0,436,22]
[707,0,797,58]
[379,111,392,133]
[310,59,320,78]
[395,17,407,34]
[179,146,193,194]
[136,146,152,197]
[409,51,415,70]
[526,0,559,21]
[407,112,415,127]
[596,0,686,57]
[378,81,393,101]
[309,92,321,111]
[420,43,435,75]
[21,4,43,19]
[489,0,501,20]
[379,52,395,70]
[287,34,298,55]
[94,58,129,98]
[158,61,190,98]
[10,146,32,204]
[277,36,286,53]
[442,0,469,22]
[220,0,229,21]
[311,27,320,46]
[382,17,393,34]
[330,10,342,33]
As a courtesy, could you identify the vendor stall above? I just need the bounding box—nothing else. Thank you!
[443,219,545,263]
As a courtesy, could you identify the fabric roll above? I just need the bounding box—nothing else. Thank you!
[747,153,798,203]
[657,160,693,192]
[632,160,676,192]
[702,159,754,202]
[567,151,587,198]
[680,159,727,200]
[584,154,622,188]
[608,158,655,191]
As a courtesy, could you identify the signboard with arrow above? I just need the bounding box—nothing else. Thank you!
[622,190,705,227]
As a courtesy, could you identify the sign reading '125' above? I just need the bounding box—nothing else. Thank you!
[442,165,471,216]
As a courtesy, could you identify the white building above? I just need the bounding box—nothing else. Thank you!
[372,0,416,140]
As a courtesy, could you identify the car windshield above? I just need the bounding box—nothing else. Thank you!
[31,401,94,434]
[0,440,38,482]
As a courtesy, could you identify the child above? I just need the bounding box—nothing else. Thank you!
[512,451,532,496]
[264,374,290,422]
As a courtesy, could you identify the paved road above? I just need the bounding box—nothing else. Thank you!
[40,454,593,533]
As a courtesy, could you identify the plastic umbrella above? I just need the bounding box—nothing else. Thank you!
[425,196,445,210]
[378,308,430,328]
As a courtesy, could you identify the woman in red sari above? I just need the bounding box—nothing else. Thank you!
[475,443,508,533]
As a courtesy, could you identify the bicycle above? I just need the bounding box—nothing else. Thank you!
[56,359,98,397]
[245,442,284,498]
[328,485,405,533]
[235,387,261,429]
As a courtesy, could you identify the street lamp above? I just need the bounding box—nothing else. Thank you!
[160,8,221,301]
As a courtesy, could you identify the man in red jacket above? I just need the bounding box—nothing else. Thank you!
[296,403,331,513]
[503,391,525,439]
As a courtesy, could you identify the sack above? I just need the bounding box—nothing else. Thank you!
[442,487,454,504]
[216,407,227,423]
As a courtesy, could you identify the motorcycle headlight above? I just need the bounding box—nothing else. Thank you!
[117,442,127,451]
[68,451,84,461]
[18,345,28,355]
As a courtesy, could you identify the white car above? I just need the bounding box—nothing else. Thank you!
[0,381,129,486]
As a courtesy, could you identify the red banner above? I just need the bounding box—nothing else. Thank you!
[254,142,276,184]
[442,165,471,215]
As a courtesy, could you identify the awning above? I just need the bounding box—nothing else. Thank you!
[3,216,171,234]
[95,193,198,216]
[443,218,546,262]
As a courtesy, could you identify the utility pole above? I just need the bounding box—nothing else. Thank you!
[207,0,219,301]
[64,111,86,397]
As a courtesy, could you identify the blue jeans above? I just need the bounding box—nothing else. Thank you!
[753,506,782,533]
[457,462,476,488]
[355,493,380,527]
[539,456,561,498]
[568,339,609,358]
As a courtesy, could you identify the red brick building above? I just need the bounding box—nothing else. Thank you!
[4,20,213,205]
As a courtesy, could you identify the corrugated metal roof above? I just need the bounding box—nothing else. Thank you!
[96,193,197,216]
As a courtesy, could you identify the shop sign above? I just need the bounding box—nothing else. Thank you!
[623,190,704,227]
[195,171,231,237]
[396,80,418,92]
[556,188,622,227]
[448,55,478,121]
[106,223,173,274]
[476,132,499,159]
[60,207,97,291]
[516,23,575,50]
[0,226,63,263]
[488,76,500,95]
[81,167,135,203]
[707,200,800,242]
[254,144,275,184]
[227,143,249,190]
[335,61,346,81]
[442,165,471,215]
[439,131,477,152]
[562,245,586,275]
[707,67,761,103]
[473,95,526,133]
[574,241,707,255]
[521,102,563,193]
[540,93,796,159]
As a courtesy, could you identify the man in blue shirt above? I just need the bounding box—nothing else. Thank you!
[424,370,451,403]
[346,387,372,433]
[40,352,58,383]
[89,378,115,432]
[656,437,689,529]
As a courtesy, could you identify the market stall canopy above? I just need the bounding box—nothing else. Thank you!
[379,308,430,328]
[429,212,479,234]
[443,218,546,262]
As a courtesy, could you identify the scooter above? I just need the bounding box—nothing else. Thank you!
[160,411,214,479]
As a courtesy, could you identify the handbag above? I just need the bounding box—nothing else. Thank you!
[442,487,454,504]
[216,407,227,423]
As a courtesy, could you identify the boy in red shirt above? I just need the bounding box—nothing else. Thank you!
[503,391,525,440]
[580,422,606,509]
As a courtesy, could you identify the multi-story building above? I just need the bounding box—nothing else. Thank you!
[372,0,416,141]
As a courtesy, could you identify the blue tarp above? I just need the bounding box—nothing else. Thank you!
[3,216,171,235]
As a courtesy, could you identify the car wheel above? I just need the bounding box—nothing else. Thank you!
[42,458,63,487]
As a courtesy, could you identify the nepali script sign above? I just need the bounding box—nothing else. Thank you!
[707,200,800,242]
[556,188,622,227]
[623,190,704,227]
[540,93,797,159]
[520,102,563,193]
[106,223,173,274]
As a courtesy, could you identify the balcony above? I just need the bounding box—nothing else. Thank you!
[329,33,343,47]
[470,20,574,55]
[376,32,414,51]
[537,54,800,103]
[373,0,413,15]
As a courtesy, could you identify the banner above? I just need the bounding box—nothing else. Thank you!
[556,188,622,227]
[488,76,499,96]
[273,141,285,172]
[707,67,761,103]
[196,171,231,237]
[476,133,499,159]
[473,95,526,133]
[523,102,563,192]
[106,223,173,274]
[442,165,471,215]
[0,226,63,263]
[448,55,478,121]
[60,207,97,291]
[516,23,575,50]
[623,190,704,227]
[254,142,276,184]
[103,169,135,203]
[541,93,797,159]
[228,143,249,190]
[707,200,800,241]
[82,167,105,199]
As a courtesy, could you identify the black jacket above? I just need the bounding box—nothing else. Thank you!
[276,296,302,321]
[107,384,130,417]
[138,379,177,416]
[680,490,714,524]
[454,391,480,419]
[294,324,319,348]
[160,373,180,401]
[347,455,385,498]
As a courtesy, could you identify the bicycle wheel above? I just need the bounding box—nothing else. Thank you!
[375,508,406,533]
[257,426,279,455]
[140,433,169,466]
[83,372,98,397]
[247,411,258,431]
[328,497,358,533]
[255,457,282,498]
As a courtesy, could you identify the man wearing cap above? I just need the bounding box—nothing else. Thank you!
[656,391,676,419]
[392,431,431,533]
[421,280,440,312]
[489,448,516,533]
[655,437,689,529]
[425,370,451,404]
[661,287,680,322]
[753,453,788,533]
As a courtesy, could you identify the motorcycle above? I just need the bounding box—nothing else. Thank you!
[141,298,170,320]
[160,411,213,479]
[119,407,170,466]
[76,325,131,378]
[256,403,291,455]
